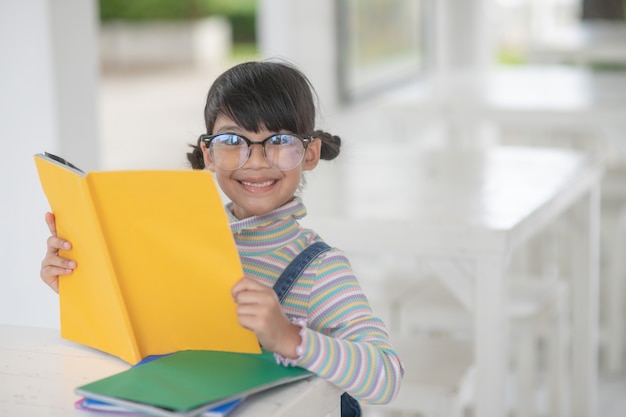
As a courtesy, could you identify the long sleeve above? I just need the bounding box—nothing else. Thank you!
[289,249,404,404]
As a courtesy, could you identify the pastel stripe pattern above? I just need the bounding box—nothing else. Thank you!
[227,197,404,404]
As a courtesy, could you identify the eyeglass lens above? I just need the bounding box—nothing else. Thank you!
[209,134,306,171]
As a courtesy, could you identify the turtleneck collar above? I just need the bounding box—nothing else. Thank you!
[227,197,308,254]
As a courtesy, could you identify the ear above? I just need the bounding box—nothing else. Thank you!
[302,138,321,171]
[200,142,216,172]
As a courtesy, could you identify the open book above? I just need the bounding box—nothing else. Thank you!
[75,350,312,417]
[34,153,260,364]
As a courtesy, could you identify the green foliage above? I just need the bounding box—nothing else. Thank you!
[497,48,526,66]
[208,0,256,15]
[99,0,256,21]
[228,12,256,43]
[232,42,260,62]
[99,0,214,21]
[99,0,257,43]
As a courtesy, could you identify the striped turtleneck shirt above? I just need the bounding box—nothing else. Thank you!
[227,197,404,404]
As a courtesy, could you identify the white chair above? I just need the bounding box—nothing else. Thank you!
[363,334,474,417]
[307,216,573,416]
[394,275,570,417]
[497,124,626,374]
[599,168,626,373]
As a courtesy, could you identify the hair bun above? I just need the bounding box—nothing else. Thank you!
[187,143,206,169]
[314,130,341,161]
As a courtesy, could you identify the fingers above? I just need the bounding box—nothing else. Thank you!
[40,248,76,292]
[40,259,75,294]
[232,277,284,326]
[232,278,280,312]
[231,277,278,324]
[231,277,268,302]
[45,212,57,236]
[44,235,76,269]
[40,271,60,293]
[43,211,74,260]
[230,277,300,355]
[45,235,71,255]
[41,212,76,293]
[43,236,76,269]
[44,211,73,255]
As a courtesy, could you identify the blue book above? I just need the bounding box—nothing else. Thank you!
[75,397,243,417]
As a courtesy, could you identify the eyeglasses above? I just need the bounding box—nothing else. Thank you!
[199,132,312,171]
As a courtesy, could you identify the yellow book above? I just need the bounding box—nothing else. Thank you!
[34,153,260,364]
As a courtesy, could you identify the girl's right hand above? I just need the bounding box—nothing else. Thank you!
[40,212,76,293]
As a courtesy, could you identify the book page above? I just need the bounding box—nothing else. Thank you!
[86,170,260,358]
[34,154,140,363]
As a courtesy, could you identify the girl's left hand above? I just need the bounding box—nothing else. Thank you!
[231,277,302,359]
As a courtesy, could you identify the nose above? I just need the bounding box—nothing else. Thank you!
[243,143,270,168]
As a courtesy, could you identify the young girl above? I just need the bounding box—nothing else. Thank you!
[40,60,403,415]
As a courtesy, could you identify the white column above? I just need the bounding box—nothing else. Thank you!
[0,0,99,328]
[432,0,496,147]
[256,0,343,217]
[48,0,101,169]
[257,0,339,114]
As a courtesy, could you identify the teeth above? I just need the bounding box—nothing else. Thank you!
[241,180,275,188]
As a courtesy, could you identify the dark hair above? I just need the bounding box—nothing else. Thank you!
[187,60,341,169]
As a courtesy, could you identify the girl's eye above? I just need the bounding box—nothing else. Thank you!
[269,135,294,146]
[222,135,244,146]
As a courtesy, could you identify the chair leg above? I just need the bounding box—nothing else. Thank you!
[513,279,571,417]
[544,282,570,417]
[515,317,537,417]
[605,207,626,373]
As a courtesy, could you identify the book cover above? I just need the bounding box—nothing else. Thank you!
[75,354,245,416]
[76,350,312,417]
[34,153,260,363]
[75,396,244,417]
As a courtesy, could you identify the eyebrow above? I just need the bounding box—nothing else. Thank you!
[213,125,244,134]
[213,127,297,137]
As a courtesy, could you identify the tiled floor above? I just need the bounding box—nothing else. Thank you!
[99,66,626,417]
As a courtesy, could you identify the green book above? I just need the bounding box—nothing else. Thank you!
[75,350,312,417]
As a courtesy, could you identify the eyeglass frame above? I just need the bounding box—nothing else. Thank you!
[199,132,314,171]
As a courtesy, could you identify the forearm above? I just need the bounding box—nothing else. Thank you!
[295,322,404,404]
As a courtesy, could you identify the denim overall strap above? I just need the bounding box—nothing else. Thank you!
[272,241,362,417]
[273,241,331,303]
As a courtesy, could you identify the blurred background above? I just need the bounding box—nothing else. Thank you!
[1,0,625,416]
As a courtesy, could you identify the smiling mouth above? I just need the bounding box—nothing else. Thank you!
[239,180,277,188]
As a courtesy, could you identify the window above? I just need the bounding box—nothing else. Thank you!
[336,0,425,102]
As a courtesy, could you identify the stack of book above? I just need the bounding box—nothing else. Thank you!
[74,350,311,417]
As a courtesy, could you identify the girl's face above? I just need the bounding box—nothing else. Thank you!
[201,115,321,219]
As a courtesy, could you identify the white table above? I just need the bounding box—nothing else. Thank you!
[397,65,626,376]
[0,324,342,417]
[482,66,626,376]
[527,22,626,67]
[306,146,602,417]
[485,65,626,135]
